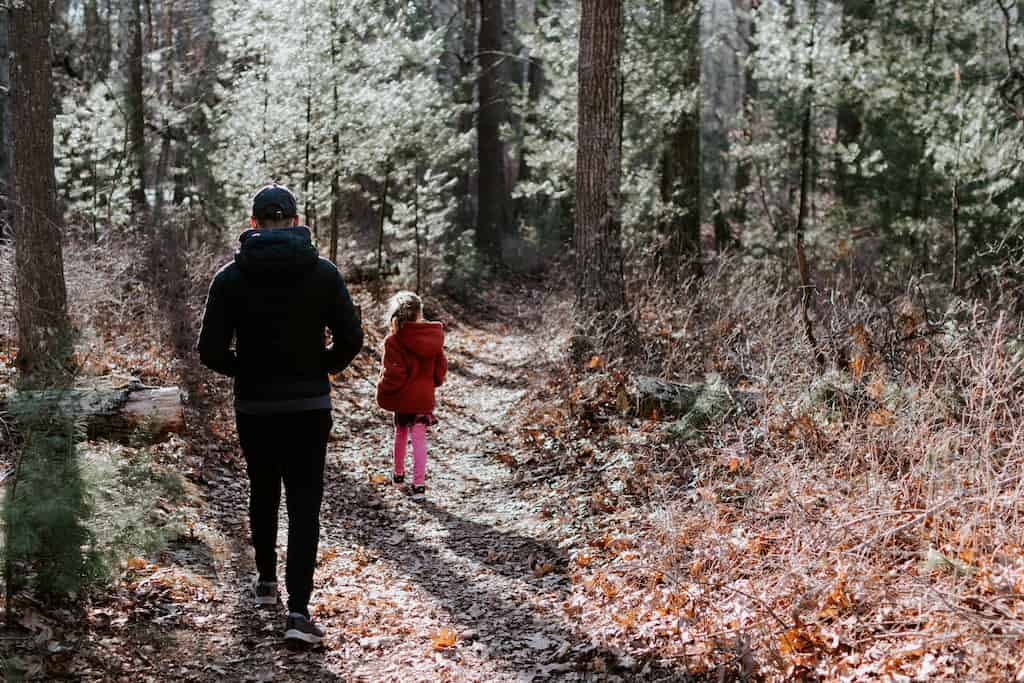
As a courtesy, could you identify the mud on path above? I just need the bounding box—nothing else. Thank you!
[62,289,681,682]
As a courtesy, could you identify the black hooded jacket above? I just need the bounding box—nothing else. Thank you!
[197,226,364,413]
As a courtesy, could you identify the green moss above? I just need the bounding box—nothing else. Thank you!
[665,375,737,442]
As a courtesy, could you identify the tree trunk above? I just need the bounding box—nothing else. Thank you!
[124,0,148,218]
[795,0,822,368]
[83,0,113,79]
[476,0,513,262]
[575,0,630,337]
[0,9,11,239]
[329,0,341,265]
[414,170,422,294]
[455,0,477,237]
[659,0,701,275]
[376,162,391,299]
[10,0,73,381]
[304,91,314,236]
[8,378,184,444]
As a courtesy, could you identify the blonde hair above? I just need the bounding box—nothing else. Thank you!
[385,291,422,333]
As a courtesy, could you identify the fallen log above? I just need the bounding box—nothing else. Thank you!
[5,375,184,444]
[632,376,702,418]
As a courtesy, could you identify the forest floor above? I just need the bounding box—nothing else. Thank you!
[0,265,687,682]
[4,243,1024,681]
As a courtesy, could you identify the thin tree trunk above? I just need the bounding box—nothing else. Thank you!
[414,169,422,294]
[476,0,512,262]
[304,91,313,234]
[91,140,100,242]
[125,0,148,219]
[952,64,963,292]
[575,0,630,338]
[659,0,701,275]
[143,0,155,50]
[376,162,391,299]
[911,1,938,225]
[303,4,316,237]
[459,0,476,236]
[795,0,822,368]
[329,0,341,265]
[0,10,11,239]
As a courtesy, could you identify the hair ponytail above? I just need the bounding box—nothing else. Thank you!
[385,291,422,333]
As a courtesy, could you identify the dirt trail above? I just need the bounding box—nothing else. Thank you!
[125,310,654,682]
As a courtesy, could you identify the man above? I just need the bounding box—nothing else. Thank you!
[197,183,363,644]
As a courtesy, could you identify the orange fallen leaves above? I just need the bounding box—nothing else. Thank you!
[430,628,459,650]
[532,561,557,578]
[866,408,894,427]
[126,557,151,571]
[613,608,638,630]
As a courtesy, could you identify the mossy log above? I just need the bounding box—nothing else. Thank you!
[631,375,764,442]
[631,376,702,418]
[6,376,184,443]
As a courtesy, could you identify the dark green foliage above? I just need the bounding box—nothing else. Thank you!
[2,403,101,598]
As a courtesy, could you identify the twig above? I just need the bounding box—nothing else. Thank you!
[847,474,1023,554]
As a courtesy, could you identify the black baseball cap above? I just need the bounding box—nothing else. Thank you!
[252,184,298,220]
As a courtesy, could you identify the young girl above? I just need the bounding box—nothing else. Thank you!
[376,291,447,501]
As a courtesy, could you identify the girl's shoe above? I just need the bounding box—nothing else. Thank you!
[411,484,426,502]
[392,472,405,485]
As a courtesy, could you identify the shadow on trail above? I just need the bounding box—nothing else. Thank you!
[320,465,689,681]
[165,474,348,682]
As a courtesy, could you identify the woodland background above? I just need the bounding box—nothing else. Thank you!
[1,0,1024,680]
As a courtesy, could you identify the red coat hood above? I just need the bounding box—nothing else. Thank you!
[396,321,444,357]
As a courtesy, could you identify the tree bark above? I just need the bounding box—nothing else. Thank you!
[10,0,73,381]
[8,378,184,444]
[795,0,822,368]
[0,9,11,239]
[476,0,513,262]
[454,0,477,238]
[375,162,391,299]
[413,168,422,294]
[575,0,630,336]
[329,0,341,265]
[124,0,148,218]
[659,0,701,275]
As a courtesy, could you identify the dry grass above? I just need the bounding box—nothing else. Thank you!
[570,256,1024,680]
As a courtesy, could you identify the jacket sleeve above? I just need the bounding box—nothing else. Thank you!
[434,349,448,387]
[323,267,364,375]
[197,270,238,377]
[376,335,408,404]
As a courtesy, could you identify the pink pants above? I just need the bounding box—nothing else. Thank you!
[393,423,428,486]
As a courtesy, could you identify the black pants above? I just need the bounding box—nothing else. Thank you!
[235,410,331,616]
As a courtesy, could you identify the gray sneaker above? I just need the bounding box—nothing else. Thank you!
[285,612,325,645]
[251,577,278,606]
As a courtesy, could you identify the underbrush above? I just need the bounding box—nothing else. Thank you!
[522,256,1024,680]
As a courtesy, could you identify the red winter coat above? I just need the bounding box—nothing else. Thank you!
[376,321,447,413]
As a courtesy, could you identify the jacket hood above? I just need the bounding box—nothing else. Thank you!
[235,226,319,280]
[396,321,444,357]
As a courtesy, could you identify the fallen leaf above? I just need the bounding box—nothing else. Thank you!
[431,628,459,650]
